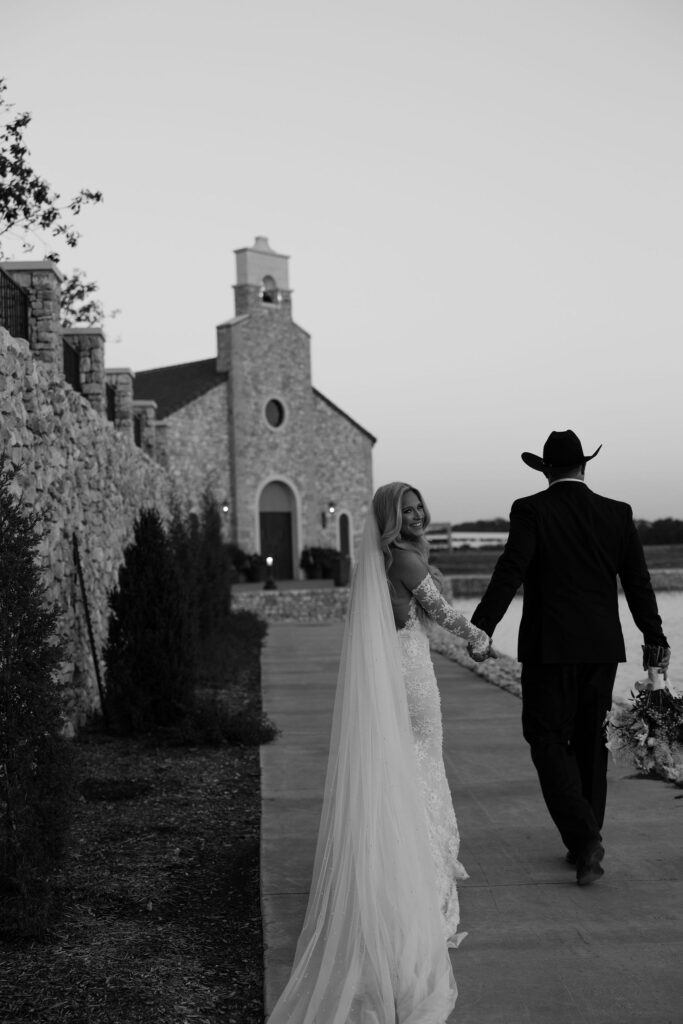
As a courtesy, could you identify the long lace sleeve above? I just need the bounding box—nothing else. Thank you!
[413,574,490,656]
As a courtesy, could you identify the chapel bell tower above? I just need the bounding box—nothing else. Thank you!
[233,236,292,317]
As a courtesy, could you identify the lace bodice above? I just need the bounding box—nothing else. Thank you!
[412,573,490,655]
[396,582,469,949]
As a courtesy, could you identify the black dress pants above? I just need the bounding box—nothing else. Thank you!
[520,662,618,854]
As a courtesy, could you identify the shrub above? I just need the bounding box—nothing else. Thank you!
[103,508,195,734]
[196,492,232,639]
[168,493,233,643]
[0,467,74,937]
[168,502,201,665]
[159,692,279,747]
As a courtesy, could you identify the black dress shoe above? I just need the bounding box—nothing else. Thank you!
[576,841,605,886]
[565,850,577,866]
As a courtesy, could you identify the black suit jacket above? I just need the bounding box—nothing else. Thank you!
[470,481,667,664]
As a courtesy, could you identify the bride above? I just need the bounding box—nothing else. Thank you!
[267,482,492,1024]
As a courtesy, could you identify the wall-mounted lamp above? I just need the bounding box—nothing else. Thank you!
[221,501,230,514]
[321,502,337,529]
[264,554,277,590]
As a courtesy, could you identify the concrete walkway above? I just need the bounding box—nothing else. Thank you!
[261,623,683,1024]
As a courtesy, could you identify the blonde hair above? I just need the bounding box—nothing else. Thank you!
[372,482,431,573]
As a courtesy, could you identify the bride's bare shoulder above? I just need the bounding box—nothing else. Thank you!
[389,547,429,589]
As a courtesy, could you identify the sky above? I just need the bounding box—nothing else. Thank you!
[2,0,682,522]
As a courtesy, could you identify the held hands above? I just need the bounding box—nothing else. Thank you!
[467,639,497,663]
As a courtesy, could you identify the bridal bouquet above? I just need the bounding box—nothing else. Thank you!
[605,669,683,786]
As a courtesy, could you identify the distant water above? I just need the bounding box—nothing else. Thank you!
[452,591,682,702]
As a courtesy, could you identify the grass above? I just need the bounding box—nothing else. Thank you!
[0,614,273,1024]
[432,543,683,574]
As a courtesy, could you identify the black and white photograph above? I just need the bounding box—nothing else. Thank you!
[1,2,682,1022]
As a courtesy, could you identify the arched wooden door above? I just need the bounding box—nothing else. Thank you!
[259,481,295,579]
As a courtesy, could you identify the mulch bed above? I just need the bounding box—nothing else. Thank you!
[0,734,263,1024]
[0,617,270,1024]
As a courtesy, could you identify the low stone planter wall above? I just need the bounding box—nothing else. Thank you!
[445,568,682,599]
[232,586,350,624]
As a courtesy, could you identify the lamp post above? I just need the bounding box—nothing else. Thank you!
[264,555,277,590]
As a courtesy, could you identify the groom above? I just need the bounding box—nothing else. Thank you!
[468,430,670,885]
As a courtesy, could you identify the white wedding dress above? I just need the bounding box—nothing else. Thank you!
[267,518,489,1024]
[398,573,484,948]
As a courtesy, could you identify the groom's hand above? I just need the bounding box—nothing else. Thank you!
[467,640,497,663]
[642,643,671,673]
[657,647,671,672]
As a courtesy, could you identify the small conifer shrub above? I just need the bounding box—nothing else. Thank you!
[0,467,73,937]
[196,491,233,640]
[103,507,195,733]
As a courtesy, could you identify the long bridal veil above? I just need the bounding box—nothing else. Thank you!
[267,510,457,1024]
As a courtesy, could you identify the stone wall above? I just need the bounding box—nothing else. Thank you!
[2,262,64,366]
[106,368,135,441]
[1,327,172,727]
[62,328,107,414]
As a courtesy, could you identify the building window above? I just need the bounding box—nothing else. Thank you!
[133,414,143,447]
[265,399,285,428]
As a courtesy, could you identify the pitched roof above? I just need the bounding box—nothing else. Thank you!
[132,357,375,444]
[313,388,376,444]
[134,358,225,418]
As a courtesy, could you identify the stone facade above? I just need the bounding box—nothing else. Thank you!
[158,383,231,513]
[0,326,171,726]
[223,303,316,553]
[311,390,374,556]
[136,237,375,575]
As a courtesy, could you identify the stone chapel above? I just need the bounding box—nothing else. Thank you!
[134,237,375,579]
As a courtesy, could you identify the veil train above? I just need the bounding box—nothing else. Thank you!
[267,510,457,1024]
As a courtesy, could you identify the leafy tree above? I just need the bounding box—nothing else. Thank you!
[0,78,102,260]
[0,78,114,330]
[0,466,74,937]
[60,266,122,329]
[636,518,683,545]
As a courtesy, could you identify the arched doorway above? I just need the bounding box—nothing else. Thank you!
[259,481,295,579]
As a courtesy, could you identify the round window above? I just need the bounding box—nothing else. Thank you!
[265,399,285,428]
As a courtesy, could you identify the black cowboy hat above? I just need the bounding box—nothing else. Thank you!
[521,430,602,472]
